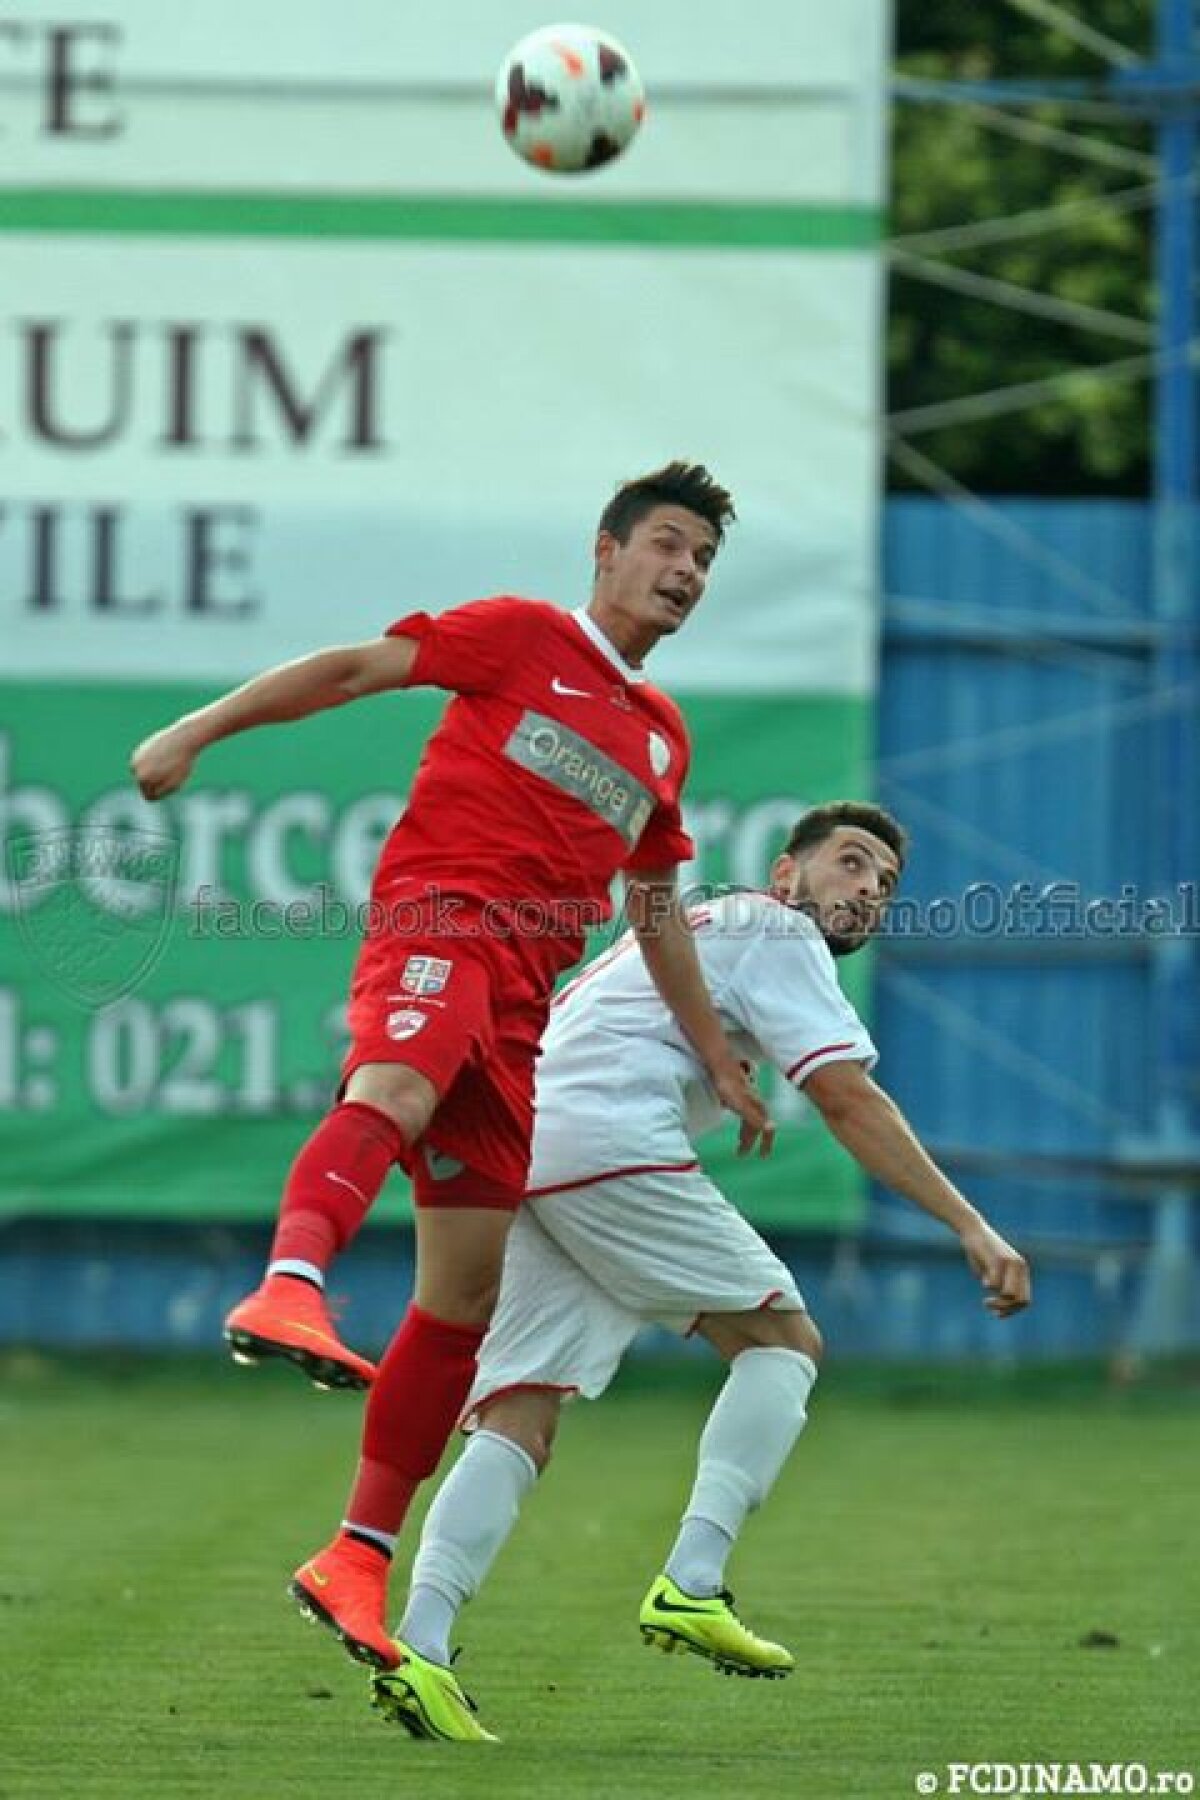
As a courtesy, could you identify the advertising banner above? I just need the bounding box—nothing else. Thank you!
[0,0,886,1228]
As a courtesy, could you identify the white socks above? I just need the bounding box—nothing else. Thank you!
[395,1348,818,1663]
[341,1523,396,1557]
[399,1429,538,1665]
[665,1346,817,1597]
[267,1259,325,1290]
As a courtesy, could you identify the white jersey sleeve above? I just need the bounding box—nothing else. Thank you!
[721,901,877,1086]
[527,890,877,1191]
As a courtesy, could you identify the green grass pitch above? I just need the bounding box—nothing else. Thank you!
[0,1354,1195,1799]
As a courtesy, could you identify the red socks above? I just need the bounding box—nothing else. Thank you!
[344,1304,487,1537]
[275,1117,487,1540]
[269,1101,408,1273]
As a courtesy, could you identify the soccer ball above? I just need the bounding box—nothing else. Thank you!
[496,22,645,174]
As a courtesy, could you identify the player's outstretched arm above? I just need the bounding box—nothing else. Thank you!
[803,1060,1031,1317]
[625,870,775,1158]
[130,635,420,800]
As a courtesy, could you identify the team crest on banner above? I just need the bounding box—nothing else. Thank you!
[6,828,179,1008]
[400,954,453,997]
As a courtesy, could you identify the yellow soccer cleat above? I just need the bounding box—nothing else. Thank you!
[639,1574,794,1679]
[370,1641,500,1743]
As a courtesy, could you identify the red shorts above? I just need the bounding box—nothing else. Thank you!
[343,932,544,1208]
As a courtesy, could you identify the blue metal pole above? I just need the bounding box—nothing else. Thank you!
[891,22,1200,1354]
[1134,0,1200,1355]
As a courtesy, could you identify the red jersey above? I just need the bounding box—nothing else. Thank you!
[366,596,694,999]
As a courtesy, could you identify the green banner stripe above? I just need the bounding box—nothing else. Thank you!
[0,682,870,1229]
[0,188,881,249]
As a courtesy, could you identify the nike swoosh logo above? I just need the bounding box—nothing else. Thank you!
[306,1568,331,1588]
[551,677,593,698]
[281,1320,338,1345]
[652,1591,717,1617]
[326,1171,369,1204]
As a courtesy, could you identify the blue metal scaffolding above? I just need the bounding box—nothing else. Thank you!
[886,0,1200,1356]
[1135,0,1200,1350]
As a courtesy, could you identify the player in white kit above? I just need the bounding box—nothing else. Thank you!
[370,803,1032,1741]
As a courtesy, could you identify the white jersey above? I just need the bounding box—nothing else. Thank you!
[527,889,877,1193]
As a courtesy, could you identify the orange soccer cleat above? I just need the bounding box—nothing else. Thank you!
[223,1275,377,1391]
[289,1535,400,1670]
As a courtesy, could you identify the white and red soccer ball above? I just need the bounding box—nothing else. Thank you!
[496,22,645,174]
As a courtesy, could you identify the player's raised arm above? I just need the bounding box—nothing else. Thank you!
[624,869,776,1159]
[803,1059,1030,1316]
[130,634,420,801]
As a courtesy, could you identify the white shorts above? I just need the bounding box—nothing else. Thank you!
[465,1167,806,1418]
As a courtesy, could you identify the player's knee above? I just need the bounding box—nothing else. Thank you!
[344,1064,437,1144]
[791,1312,824,1362]
[745,1306,822,1362]
[697,1305,823,1362]
[419,1274,500,1328]
[520,1423,557,1473]
[476,1390,562,1472]
[413,1216,510,1326]
[385,1090,437,1146]
[465,1274,503,1326]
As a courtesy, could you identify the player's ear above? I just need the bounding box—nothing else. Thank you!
[769,851,796,896]
[594,527,620,571]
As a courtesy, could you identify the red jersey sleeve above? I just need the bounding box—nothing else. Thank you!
[386,596,534,694]
[624,800,695,873]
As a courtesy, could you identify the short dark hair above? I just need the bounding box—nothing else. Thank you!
[598,461,736,547]
[784,801,909,869]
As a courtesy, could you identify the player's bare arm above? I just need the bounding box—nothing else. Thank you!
[625,869,775,1158]
[804,1059,1030,1317]
[130,634,420,801]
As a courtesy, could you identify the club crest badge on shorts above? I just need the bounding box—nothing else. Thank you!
[400,954,453,997]
[386,1007,428,1041]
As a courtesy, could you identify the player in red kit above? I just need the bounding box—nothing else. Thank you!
[131,462,773,1670]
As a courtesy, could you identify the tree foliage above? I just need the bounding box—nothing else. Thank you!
[889,1,1157,494]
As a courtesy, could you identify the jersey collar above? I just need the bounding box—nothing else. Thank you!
[571,607,646,684]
